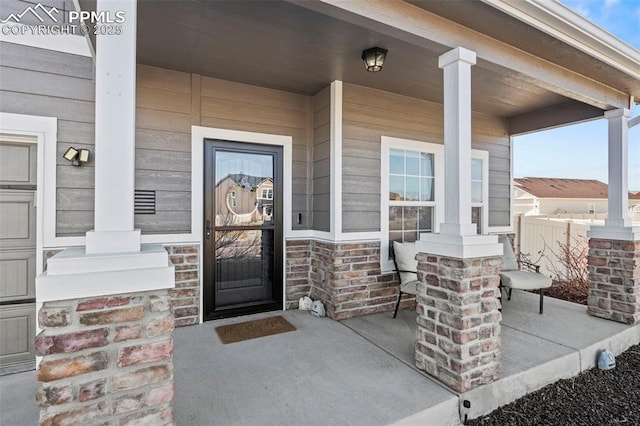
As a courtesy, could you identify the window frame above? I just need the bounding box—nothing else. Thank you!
[260,188,273,200]
[381,137,445,271]
[471,149,489,234]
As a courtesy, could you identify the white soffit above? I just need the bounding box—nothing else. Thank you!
[482,0,640,83]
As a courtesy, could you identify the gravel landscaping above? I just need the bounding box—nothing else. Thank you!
[468,343,640,426]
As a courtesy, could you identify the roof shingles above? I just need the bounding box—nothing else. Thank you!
[514,177,640,199]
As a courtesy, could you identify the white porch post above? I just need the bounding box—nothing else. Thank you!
[439,47,477,237]
[605,108,631,228]
[589,108,639,241]
[417,47,500,258]
[413,47,503,392]
[36,0,174,302]
[587,108,639,325]
[85,0,140,254]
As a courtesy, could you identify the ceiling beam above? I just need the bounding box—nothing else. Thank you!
[288,0,629,110]
[508,102,604,136]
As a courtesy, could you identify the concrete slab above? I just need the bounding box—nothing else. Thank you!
[343,291,640,421]
[500,289,630,348]
[0,369,38,426]
[174,310,460,426]
[1,293,636,426]
[341,308,417,369]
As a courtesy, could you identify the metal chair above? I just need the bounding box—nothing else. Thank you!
[391,241,420,318]
[499,235,552,314]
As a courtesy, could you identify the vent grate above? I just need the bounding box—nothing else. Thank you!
[134,190,156,214]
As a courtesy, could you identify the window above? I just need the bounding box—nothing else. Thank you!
[588,203,595,214]
[260,188,273,200]
[388,148,436,246]
[230,190,237,208]
[381,137,489,271]
[471,153,488,234]
[381,137,444,270]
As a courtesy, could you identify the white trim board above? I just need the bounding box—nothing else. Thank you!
[0,112,56,275]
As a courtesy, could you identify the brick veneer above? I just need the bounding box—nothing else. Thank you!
[166,245,199,327]
[164,240,410,320]
[35,290,174,425]
[305,240,405,320]
[587,239,640,325]
[285,240,312,309]
[415,253,502,393]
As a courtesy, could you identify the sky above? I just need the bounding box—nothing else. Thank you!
[513,0,640,191]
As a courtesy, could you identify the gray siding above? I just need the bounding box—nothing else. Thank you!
[0,42,96,237]
[312,86,331,232]
[0,49,314,236]
[135,66,314,233]
[198,74,312,231]
[134,65,192,234]
[342,83,510,233]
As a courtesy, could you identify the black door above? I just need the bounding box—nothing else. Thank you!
[203,140,283,320]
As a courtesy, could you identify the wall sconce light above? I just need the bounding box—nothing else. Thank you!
[362,47,388,72]
[63,147,90,166]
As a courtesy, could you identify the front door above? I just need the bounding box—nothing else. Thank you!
[203,140,283,320]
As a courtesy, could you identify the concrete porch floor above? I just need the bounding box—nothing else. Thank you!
[342,290,640,420]
[1,291,638,425]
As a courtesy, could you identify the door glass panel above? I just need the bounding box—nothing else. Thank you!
[215,151,274,226]
[214,229,274,307]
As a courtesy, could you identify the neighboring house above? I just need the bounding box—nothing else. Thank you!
[215,174,274,225]
[513,177,640,216]
[1,0,639,423]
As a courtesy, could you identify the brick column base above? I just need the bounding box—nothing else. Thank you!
[36,289,174,425]
[415,253,502,393]
[587,239,640,325]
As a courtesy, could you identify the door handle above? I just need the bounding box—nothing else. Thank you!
[205,220,212,239]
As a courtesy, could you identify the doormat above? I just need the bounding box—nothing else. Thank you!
[215,316,296,344]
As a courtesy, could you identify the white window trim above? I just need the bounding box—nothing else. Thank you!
[471,149,489,234]
[0,113,56,275]
[381,136,445,271]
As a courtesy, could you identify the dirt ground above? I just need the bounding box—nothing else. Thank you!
[545,279,589,305]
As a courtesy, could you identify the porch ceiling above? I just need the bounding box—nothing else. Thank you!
[136,0,580,122]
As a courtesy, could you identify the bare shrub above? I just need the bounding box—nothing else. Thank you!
[541,234,589,286]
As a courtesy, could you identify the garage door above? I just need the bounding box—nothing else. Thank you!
[0,140,37,374]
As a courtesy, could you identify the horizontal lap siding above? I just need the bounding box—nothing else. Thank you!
[135,65,192,234]
[198,75,311,230]
[341,83,510,233]
[312,87,331,231]
[0,42,96,236]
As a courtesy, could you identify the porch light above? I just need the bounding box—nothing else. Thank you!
[62,147,91,166]
[362,47,387,72]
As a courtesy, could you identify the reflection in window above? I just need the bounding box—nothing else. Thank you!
[260,188,273,200]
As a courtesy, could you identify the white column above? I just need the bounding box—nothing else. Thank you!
[589,108,639,240]
[438,47,477,237]
[85,0,140,254]
[417,47,501,259]
[605,108,631,228]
